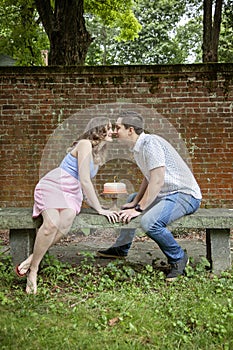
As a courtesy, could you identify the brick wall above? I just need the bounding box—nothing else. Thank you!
[0,64,233,208]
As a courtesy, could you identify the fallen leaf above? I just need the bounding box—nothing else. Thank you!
[108,317,120,327]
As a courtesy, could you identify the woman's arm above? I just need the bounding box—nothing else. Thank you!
[74,140,102,212]
[73,140,118,222]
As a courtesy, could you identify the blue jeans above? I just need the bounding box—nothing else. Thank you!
[113,192,201,263]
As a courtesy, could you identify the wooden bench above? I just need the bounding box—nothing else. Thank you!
[0,207,232,274]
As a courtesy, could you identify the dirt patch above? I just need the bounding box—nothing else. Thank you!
[1,228,232,269]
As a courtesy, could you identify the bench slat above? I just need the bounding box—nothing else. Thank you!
[0,208,233,230]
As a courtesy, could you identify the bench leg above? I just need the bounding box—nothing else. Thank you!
[206,228,232,274]
[9,229,36,267]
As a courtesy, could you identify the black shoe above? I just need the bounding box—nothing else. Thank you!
[166,253,189,281]
[96,247,127,259]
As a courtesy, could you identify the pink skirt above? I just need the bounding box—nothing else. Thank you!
[32,168,83,218]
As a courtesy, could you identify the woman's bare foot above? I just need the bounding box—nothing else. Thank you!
[26,269,37,294]
[15,254,33,277]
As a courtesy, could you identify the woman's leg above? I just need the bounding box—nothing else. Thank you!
[26,208,76,294]
[26,209,60,294]
[18,209,76,274]
[17,215,66,276]
[16,254,33,276]
[51,208,76,245]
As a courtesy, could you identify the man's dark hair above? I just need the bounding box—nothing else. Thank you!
[119,111,144,135]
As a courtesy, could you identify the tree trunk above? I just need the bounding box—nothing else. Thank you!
[203,0,212,62]
[202,0,223,62]
[212,0,223,61]
[35,0,92,65]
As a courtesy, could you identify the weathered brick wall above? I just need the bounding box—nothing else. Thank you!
[0,64,233,208]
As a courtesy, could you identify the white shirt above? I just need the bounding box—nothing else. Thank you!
[133,132,202,199]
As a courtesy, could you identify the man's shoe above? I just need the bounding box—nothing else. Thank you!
[96,247,127,259]
[166,253,189,282]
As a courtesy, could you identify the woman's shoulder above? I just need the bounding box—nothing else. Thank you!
[71,139,92,156]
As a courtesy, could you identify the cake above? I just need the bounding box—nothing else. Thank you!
[103,182,127,194]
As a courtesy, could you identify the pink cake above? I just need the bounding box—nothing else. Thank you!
[103,182,127,194]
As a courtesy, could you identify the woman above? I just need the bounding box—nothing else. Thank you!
[16,117,118,294]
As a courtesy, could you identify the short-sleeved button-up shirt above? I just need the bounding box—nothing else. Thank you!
[133,132,202,199]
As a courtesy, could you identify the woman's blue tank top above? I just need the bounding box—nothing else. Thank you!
[59,153,98,180]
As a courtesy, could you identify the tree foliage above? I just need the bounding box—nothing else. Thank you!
[0,0,140,66]
[218,0,233,62]
[0,0,49,65]
[86,0,188,65]
[0,0,232,66]
[85,0,141,41]
[86,0,232,64]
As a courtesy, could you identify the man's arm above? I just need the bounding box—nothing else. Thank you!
[138,167,165,210]
[121,177,148,209]
[119,167,165,222]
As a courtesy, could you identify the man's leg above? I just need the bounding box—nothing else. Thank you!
[97,228,136,258]
[140,193,200,279]
[97,193,137,258]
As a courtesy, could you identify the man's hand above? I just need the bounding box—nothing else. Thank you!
[119,208,141,223]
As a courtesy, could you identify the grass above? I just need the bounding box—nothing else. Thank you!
[0,249,233,350]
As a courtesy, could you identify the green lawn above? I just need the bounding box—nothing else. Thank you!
[0,252,232,350]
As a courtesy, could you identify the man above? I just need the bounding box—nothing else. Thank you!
[97,111,202,281]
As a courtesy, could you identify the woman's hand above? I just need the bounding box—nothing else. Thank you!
[98,209,119,223]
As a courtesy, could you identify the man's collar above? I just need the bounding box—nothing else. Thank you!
[133,132,146,152]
